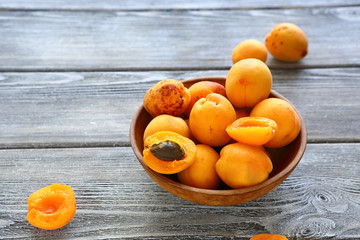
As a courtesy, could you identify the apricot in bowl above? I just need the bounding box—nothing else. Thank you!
[130,77,307,206]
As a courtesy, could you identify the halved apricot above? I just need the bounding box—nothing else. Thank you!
[226,117,278,146]
[143,131,196,174]
[27,184,76,230]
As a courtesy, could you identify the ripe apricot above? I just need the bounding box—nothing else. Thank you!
[178,144,221,190]
[185,81,226,116]
[143,114,190,140]
[189,93,236,147]
[250,98,301,148]
[265,22,308,62]
[143,131,196,174]
[232,39,268,64]
[226,58,272,108]
[250,234,288,240]
[143,79,191,117]
[27,184,76,230]
[215,142,273,188]
[226,117,278,146]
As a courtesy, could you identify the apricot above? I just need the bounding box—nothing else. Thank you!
[250,98,300,148]
[143,114,190,140]
[250,234,288,240]
[226,58,272,108]
[143,79,191,117]
[226,117,278,146]
[232,39,268,63]
[265,22,308,62]
[27,184,76,230]
[215,142,273,188]
[143,131,196,174]
[178,144,221,190]
[185,81,226,116]
[189,93,236,147]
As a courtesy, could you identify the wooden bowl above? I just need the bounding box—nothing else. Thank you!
[130,77,307,206]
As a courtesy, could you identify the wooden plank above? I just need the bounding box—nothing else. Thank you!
[0,68,359,148]
[0,7,359,71]
[0,0,359,10]
[0,144,359,239]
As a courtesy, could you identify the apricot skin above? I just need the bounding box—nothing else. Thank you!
[265,22,308,62]
[178,144,221,190]
[189,93,236,147]
[144,79,191,117]
[232,39,268,63]
[185,81,226,116]
[250,98,301,148]
[226,58,272,108]
[250,234,288,240]
[215,142,273,188]
[143,114,191,140]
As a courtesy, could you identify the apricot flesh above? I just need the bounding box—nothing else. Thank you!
[189,93,236,147]
[232,39,267,63]
[226,117,278,146]
[265,22,308,62]
[226,58,272,108]
[215,142,273,188]
[144,79,191,117]
[250,234,288,240]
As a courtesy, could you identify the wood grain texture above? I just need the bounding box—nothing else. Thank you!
[0,68,359,149]
[0,7,359,71]
[0,0,359,10]
[0,144,359,239]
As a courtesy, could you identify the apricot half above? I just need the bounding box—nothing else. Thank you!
[226,58,272,108]
[215,142,273,188]
[265,22,308,62]
[143,131,196,174]
[143,79,191,117]
[27,184,76,230]
[232,39,268,63]
[250,98,301,148]
[250,234,289,240]
[226,117,278,146]
[189,93,236,147]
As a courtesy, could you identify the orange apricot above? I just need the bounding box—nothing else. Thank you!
[232,39,268,64]
[143,79,191,117]
[265,22,308,62]
[143,131,196,174]
[178,144,221,190]
[185,81,226,116]
[226,58,272,108]
[215,142,273,188]
[189,93,236,147]
[27,184,76,230]
[250,234,288,240]
[143,114,190,140]
[226,117,278,146]
[250,98,300,148]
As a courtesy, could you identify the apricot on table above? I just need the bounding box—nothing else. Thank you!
[232,39,268,64]
[250,234,288,240]
[178,144,221,190]
[250,98,301,148]
[189,93,236,147]
[215,142,273,188]
[143,131,196,174]
[185,80,226,116]
[143,79,191,117]
[265,22,308,62]
[27,184,76,230]
[226,117,278,146]
[143,114,191,140]
[226,58,272,108]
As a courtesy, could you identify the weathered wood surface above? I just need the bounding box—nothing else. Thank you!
[0,68,359,149]
[0,7,359,71]
[0,144,359,239]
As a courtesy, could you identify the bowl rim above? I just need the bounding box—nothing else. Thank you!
[130,76,307,196]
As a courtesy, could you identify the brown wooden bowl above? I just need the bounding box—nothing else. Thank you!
[130,77,307,206]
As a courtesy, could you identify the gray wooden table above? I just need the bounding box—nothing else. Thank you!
[0,1,359,239]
